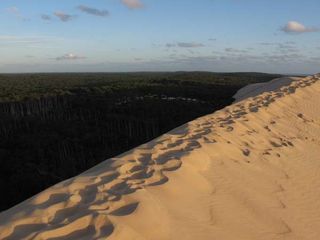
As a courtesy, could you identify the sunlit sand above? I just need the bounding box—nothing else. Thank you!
[1,74,320,240]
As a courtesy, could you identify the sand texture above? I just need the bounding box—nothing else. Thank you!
[0,74,320,240]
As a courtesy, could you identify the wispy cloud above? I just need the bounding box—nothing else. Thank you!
[0,36,48,44]
[77,5,109,17]
[0,35,64,50]
[41,14,52,21]
[225,48,249,53]
[166,43,176,48]
[165,42,205,48]
[6,6,19,15]
[56,53,86,61]
[6,6,29,21]
[54,12,75,22]
[281,21,319,33]
[121,0,144,9]
[177,42,204,48]
[259,41,299,54]
[260,41,296,47]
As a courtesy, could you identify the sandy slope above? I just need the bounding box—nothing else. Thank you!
[0,74,320,240]
[233,76,302,102]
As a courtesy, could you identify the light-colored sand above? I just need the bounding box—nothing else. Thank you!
[1,74,320,240]
[233,76,302,102]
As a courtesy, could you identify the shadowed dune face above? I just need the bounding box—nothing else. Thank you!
[0,74,320,240]
[233,77,302,102]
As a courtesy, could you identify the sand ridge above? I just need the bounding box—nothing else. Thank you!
[232,77,302,102]
[0,74,319,240]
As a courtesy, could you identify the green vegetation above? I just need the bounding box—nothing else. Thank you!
[0,72,282,211]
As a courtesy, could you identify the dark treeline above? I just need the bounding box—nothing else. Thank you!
[0,72,282,211]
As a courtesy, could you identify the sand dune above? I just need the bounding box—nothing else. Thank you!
[233,76,302,102]
[0,74,320,240]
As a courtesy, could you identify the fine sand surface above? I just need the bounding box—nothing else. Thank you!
[233,76,302,102]
[1,74,320,240]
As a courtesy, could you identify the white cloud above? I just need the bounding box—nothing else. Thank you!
[56,53,86,61]
[121,0,144,9]
[281,21,319,33]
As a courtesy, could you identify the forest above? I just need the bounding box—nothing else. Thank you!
[0,72,283,211]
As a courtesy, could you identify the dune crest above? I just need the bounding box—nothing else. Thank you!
[233,76,302,102]
[1,74,320,240]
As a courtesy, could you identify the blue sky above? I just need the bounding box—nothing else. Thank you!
[0,0,319,74]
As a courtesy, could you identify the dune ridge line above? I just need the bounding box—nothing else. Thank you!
[0,74,320,240]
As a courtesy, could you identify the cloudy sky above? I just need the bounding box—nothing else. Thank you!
[0,0,319,74]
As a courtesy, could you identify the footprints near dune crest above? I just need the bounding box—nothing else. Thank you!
[1,75,319,240]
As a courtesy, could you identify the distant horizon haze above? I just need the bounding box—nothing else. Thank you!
[0,70,314,77]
